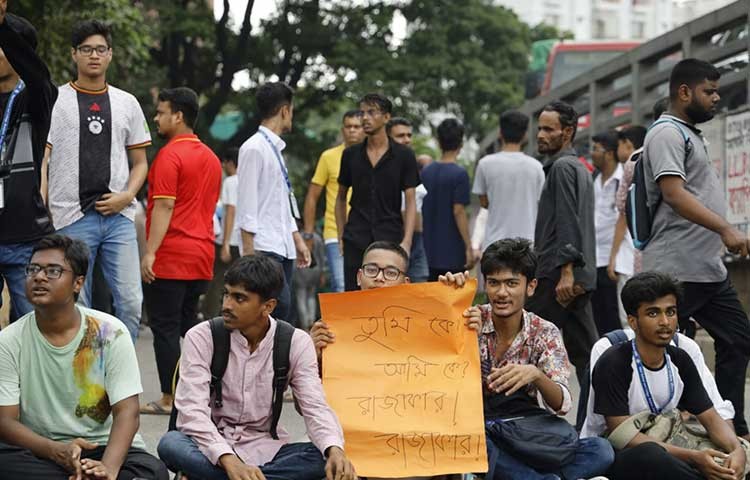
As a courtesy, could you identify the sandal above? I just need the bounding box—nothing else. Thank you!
[140,400,172,415]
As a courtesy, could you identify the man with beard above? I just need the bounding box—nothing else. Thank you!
[642,58,750,438]
[525,101,598,390]
[140,87,222,415]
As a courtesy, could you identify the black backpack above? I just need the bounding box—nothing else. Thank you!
[575,329,680,430]
[625,118,692,250]
[168,317,295,440]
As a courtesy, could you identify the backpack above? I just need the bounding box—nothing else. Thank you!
[168,316,296,440]
[625,118,692,250]
[575,329,679,431]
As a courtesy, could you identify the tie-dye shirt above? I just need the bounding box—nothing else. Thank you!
[0,305,144,448]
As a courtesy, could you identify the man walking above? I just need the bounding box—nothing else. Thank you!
[0,6,55,323]
[140,87,221,416]
[46,20,151,341]
[525,101,598,387]
[236,82,310,322]
[472,110,544,248]
[336,93,419,291]
[302,110,363,292]
[421,118,473,279]
[642,58,750,438]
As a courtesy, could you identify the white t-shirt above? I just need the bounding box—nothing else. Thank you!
[472,151,545,249]
[47,82,151,229]
[215,175,240,247]
[594,164,628,268]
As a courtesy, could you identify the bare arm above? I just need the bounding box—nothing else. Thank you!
[241,230,255,256]
[222,205,236,251]
[141,198,174,283]
[125,148,148,199]
[40,146,50,205]
[0,404,56,460]
[101,395,140,477]
[478,194,489,209]
[605,414,698,462]
[335,186,349,252]
[303,183,324,235]
[453,203,474,268]
[659,176,747,255]
[402,187,416,251]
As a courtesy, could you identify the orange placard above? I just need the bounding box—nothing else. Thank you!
[320,280,488,477]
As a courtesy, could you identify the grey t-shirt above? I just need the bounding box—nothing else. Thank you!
[643,115,727,282]
[472,151,545,249]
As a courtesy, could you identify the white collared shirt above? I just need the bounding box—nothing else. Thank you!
[236,126,297,259]
[594,162,625,267]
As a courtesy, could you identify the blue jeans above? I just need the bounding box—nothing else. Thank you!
[325,241,344,293]
[57,210,142,341]
[486,435,613,480]
[158,431,326,480]
[407,231,428,283]
[257,251,296,325]
[0,242,35,323]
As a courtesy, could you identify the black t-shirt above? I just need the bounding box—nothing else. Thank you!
[338,138,419,250]
[593,342,713,418]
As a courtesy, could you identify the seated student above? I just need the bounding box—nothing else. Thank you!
[474,238,613,479]
[580,327,735,439]
[0,235,167,480]
[310,240,477,480]
[593,272,746,480]
[158,255,356,480]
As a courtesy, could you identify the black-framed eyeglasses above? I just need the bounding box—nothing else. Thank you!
[76,45,110,56]
[361,263,404,281]
[25,264,73,279]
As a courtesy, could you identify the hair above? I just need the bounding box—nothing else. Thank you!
[71,20,112,48]
[7,14,37,51]
[158,87,199,128]
[386,116,411,135]
[224,256,284,301]
[621,271,683,317]
[542,101,578,141]
[652,97,670,119]
[362,241,409,269]
[436,118,464,152]
[592,130,619,154]
[669,59,721,101]
[222,147,240,167]
[499,110,529,144]
[359,93,392,115]
[342,109,361,123]
[31,235,90,278]
[618,125,647,150]
[480,238,537,281]
[256,82,294,120]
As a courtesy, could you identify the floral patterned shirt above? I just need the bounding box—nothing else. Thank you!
[616,154,642,273]
[478,305,572,414]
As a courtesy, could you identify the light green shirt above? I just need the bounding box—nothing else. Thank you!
[0,305,145,448]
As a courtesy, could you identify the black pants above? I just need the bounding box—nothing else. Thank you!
[608,442,703,480]
[343,241,366,292]
[525,278,598,388]
[0,442,168,480]
[201,244,240,319]
[145,278,209,394]
[428,267,464,282]
[591,266,620,336]
[679,276,750,436]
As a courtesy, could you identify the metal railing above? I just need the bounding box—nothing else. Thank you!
[520,0,749,153]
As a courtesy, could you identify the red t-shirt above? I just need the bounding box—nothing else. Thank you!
[146,134,222,280]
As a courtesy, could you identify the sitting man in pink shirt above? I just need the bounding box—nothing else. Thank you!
[157,255,356,480]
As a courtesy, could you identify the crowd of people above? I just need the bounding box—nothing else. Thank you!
[0,4,749,480]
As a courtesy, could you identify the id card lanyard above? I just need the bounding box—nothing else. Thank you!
[631,339,674,415]
[259,129,300,220]
[0,79,26,210]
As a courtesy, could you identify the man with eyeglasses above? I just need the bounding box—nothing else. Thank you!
[336,93,420,292]
[0,234,168,480]
[0,3,56,324]
[43,20,151,342]
[309,241,477,480]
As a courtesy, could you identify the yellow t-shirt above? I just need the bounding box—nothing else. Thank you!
[311,144,351,240]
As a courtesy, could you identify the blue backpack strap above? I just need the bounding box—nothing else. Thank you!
[604,329,629,346]
[649,118,692,154]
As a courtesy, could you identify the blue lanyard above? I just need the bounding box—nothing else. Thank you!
[631,339,674,414]
[259,129,291,192]
[0,80,25,149]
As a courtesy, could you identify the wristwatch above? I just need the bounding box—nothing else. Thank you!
[301,232,314,240]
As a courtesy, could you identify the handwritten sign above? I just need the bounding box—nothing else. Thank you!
[320,280,487,477]
[726,110,750,226]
